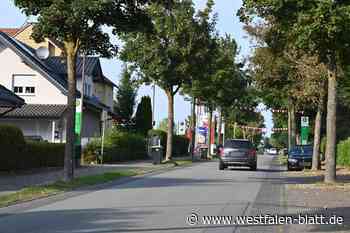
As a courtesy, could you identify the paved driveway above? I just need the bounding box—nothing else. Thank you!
[0,155,287,233]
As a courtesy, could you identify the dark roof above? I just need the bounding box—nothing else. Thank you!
[2,104,67,119]
[0,85,25,108]
[0,31,68,93]
[45,56,99,77]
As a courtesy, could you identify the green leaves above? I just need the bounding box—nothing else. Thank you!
[14,0,154,56]
[114,65,138,123]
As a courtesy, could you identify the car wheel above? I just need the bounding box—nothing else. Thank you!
[219,162,225,170]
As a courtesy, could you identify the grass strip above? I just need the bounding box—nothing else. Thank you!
[0,160,194,208]
[0,170,137,208]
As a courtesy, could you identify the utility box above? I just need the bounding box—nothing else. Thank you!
[149,135,163,165]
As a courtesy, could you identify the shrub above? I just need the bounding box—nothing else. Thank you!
[173,135,190,157]
[135,96,153,136]
[82,139,101,164]
[23,142,65,169]
[0,124,26,171]
[0,124,65,171]
[147,129,189,158]
[100,130,147,162]
[337,138,350,166]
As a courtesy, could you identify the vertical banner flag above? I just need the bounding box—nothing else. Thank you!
[301,116,309,145]
[75,98,83,146]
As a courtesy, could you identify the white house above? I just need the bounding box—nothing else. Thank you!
[0,31,117,143]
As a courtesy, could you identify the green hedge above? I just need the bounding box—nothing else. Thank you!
[83,138,101,164]
[337,138,350,166]
[83,131,148,163]
[23,141,65,169]
[104,131,147,162]
[0,125,26,170]
[0,124,65,171]
[147,129,189,158]
[173,135,190,157]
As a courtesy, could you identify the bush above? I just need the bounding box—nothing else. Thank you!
[147,129,189,158]
[173,135,190,157]
[337,138,350,166]
[23,142,65,169]
[0,124,65,171]
[105,131,147,162]
[0,125,26,170]
[82,139,101,164]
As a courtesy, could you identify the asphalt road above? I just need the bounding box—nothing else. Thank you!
[0,154,287,233]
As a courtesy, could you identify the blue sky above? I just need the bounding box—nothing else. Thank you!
[0,0,273,135]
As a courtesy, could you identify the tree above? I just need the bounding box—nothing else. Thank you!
[120,0,201,161]
[15,0,154,181]
[114,65,137,123]
[135,96,153,136]
[240,0,350,182]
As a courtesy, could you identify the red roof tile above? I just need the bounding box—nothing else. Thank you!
[0,28,20,37]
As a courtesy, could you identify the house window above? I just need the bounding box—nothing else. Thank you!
[14,86,23,94]
[25,87,35,94]
[13,75,36,96]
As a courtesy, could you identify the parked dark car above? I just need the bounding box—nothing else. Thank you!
[287,145,313,171]
[219,139,257,171]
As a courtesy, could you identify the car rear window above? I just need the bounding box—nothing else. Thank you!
[224,140,252,149]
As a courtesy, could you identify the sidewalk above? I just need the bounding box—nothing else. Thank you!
[0,160,158,197]
[283,168,350,232]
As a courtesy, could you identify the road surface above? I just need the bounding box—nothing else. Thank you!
[0,154,287,233]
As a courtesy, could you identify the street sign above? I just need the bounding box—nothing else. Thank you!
[301,116,309,145]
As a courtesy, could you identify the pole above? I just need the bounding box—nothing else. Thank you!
[191,97,196,161]
[234,122,237,139]
[101,115,106,164]
[152,83,155,127]
[74,54,85,168]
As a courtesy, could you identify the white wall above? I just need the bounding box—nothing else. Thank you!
[0,48,67,105]
[0,119,55,142]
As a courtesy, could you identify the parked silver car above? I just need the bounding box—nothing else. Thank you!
[218,139,257,171]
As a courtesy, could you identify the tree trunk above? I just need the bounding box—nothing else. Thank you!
[312,105,323,171]
[288,109,291,150]
[290,104,296,148]
[165,90,174,161]
[218,109,223,145]
[190,97,196,160]
[207,108,213,158]
[325,57,337,183]
[63,42,78,182]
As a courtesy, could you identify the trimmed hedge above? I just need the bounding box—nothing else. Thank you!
[337,138,350,166]
[147,129,189,158]
[23,141,65,169]
[0,124,65,171]
[104,131,147,162]
[0,125,26,170]
[83,131,148,163]
[173,135,190,157]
